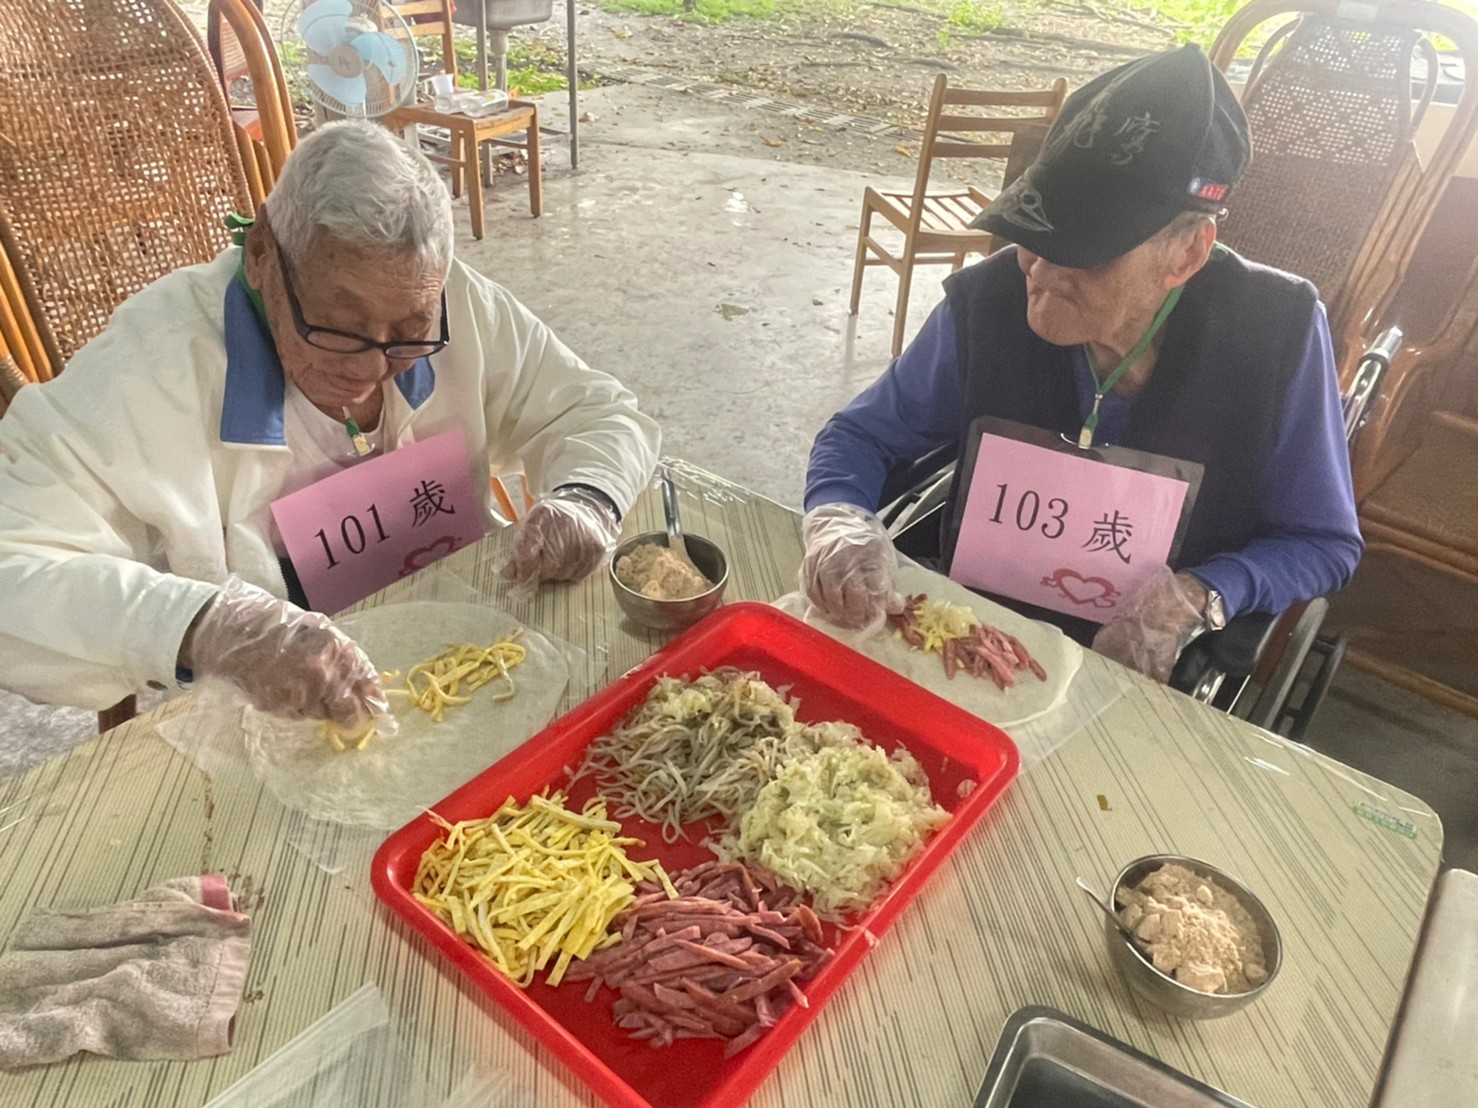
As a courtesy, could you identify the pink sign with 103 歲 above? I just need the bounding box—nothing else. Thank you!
[949,433,1190,622]
[271,429,486,615]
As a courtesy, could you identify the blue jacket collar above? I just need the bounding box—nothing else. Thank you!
[220,275,436,446]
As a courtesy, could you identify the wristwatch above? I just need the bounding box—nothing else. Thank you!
[1203,588,1228,632]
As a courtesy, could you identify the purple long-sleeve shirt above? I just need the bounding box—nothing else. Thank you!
[805,299,1363,619]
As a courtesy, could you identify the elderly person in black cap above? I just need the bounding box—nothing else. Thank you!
[801,44,1363,681]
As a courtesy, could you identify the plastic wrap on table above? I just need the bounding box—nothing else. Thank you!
[200,985,420,1108]
[352,548,611,708]
[778,556,1118,763]
[243,601,569,829]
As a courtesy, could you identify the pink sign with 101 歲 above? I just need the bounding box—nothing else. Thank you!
[950,433,1190,622]
[270,429,486,614]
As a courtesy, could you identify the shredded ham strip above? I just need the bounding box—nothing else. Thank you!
[889,593,1047,689]
[564,861,832,1056]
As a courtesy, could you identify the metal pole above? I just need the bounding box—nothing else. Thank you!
[475,0,489,91]
[567,0,578,168]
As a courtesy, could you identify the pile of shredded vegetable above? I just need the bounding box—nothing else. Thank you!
[715,724,950,916]
[413,790,675,987]
[573,669,803,841]
[316,634,528,752]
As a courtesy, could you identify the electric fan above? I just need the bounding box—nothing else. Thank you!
[282,0,419,118]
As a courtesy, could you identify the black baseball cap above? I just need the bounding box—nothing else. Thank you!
[971,44,1251,269]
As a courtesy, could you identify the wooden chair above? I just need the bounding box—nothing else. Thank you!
[849,75,1067,357]
[1210,0,1478,360]
[207,0,298,208]
[1321,195,1478,716]
[0,0,253,730]
[381,0,542,239]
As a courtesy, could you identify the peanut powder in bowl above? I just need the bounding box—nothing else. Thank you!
[1115,863,1268,994]
[1102,853,1282,1019]
[614,541,712,600]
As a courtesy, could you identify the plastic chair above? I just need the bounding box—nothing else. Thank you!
[1209,0,1478,357]
[848,75,1067,357]
[207,0,298,208]
[381,0,542,239]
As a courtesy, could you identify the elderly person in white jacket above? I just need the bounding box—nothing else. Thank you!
[0,120,658,727]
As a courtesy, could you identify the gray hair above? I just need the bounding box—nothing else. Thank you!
[1155,210,1217,246]
[262,120,453,274]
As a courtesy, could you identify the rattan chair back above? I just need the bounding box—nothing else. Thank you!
[0,0,254,379]
[1211,0,1478,348]
[1217,16,1424,330]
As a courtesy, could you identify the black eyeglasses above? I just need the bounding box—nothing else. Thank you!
[275,247,449,360]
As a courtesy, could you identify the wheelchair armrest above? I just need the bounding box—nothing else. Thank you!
[1343,324,1403,443]
[1169,610,1278,693]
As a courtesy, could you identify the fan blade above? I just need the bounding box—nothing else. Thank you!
[307,62,368,110]
[298,0,354,55]
[350,32,411,91]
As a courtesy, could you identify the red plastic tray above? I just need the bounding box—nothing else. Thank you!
[371,602,1019,1108]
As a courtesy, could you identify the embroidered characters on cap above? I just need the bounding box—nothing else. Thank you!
[1109,112,1160,166]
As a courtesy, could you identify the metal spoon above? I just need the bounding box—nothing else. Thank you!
[1076,876,1139,945]
[659,466,696,570]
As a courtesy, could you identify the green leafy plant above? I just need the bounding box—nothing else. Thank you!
[945,0,1003,33]
[599,0,785,23]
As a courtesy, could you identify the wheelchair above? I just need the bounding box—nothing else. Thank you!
[874,328,1402,741]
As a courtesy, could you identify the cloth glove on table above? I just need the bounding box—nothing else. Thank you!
[0,874,252,1068]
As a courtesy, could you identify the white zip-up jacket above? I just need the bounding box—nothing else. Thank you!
[0,248,659,710]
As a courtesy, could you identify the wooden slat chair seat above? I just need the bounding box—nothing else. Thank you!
[381,0,542,239]
[849,76,1067,357]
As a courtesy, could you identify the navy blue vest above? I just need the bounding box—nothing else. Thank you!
[939,246,1319,636]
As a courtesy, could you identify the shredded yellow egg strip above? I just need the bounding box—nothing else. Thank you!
[316,634,528,752]
[909,598,981,654]
[390,633,528,722]
[413,791,676,987]
[317,718,377,753]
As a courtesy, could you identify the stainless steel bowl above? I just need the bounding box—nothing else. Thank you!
[609,531,729,631]
[1103,854,1283,1020]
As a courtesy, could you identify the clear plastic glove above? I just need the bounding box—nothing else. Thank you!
[800,503,905,633]
[183,576,387,727]
[499,487,621,598]
[1091,567,1211,683]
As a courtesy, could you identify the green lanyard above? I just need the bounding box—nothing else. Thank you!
[1078,283,1183,449]
[224,212,270,326]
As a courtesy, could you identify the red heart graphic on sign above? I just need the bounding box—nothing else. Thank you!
[399,534,461,577]
[1040,568,1119,609]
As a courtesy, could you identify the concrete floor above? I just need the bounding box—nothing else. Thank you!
[2,78,1475,875]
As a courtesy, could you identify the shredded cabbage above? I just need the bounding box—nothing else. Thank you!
[715,724,949,917]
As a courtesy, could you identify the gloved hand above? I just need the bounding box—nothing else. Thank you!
[183,576,386,726]
[1091,567,1211,683]
[500,487,621,595]
[800,503,905,632]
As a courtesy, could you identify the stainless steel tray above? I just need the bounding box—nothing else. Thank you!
[974,1007,1254,1107]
